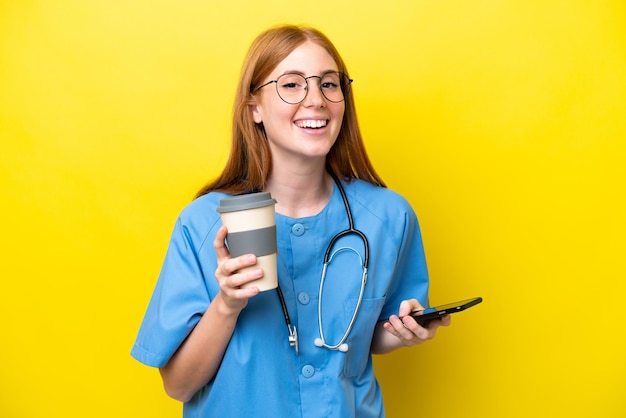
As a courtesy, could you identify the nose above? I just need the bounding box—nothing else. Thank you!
[302,76,325,107]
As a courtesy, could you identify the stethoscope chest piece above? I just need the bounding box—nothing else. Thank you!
[288,324,298,355]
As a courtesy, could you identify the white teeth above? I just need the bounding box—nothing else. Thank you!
[296,119,327,128]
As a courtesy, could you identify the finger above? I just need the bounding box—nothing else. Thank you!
[400,315,432,341]
[413,300,425,312]
[388,315,426,342]
[218,279,260,314]
[385,315,403,333]
[398,300,411,317]
[227,261,263,289]
[399,299,423,317]
[230,253,259,274]
[226,283,260,300]
[382,318,401,338]
[214,225,230,260]
[218,258,267,305]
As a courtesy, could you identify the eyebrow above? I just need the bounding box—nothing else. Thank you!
[277,69,339,77]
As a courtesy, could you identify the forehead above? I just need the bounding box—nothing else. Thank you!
[271,41,339,76]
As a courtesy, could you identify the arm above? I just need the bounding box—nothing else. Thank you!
[370,299,451,354]
[159,226,262,402]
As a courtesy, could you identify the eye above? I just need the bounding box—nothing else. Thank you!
[320,73,342,90]
[279,74,306,90]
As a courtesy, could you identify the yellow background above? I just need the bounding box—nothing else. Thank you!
[1,1,624,417]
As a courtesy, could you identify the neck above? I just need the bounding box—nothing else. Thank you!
[265,167,334,218]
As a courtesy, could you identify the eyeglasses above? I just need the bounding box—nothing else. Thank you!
[254,71,353,104]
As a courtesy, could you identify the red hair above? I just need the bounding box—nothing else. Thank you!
[197,25,385,197]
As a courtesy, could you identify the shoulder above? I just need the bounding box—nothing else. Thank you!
[172,192,231,245]
[178,192,229,222]
[343,179,416,220]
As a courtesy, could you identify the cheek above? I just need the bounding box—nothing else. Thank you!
[332,104,346,127]
[260,108,296,142]
[258,102,295,126]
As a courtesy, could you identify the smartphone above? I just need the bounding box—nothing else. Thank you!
[410,297,483,326]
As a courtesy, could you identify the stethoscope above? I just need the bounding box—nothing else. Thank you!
[276,172,369,354]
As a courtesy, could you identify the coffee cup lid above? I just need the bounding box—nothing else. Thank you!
[216,192,277,213]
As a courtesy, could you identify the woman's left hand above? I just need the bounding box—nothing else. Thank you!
[382,299,451,347]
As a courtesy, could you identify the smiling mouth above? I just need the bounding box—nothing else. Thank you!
[295,119,327,129]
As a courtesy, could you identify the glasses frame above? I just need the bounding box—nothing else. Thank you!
[253,71,353,104]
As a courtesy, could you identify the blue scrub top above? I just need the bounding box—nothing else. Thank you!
[131,179,430,418]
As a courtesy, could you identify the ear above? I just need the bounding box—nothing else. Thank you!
[249,98,263,124]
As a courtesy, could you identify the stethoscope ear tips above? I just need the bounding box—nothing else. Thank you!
[314,338,349,352]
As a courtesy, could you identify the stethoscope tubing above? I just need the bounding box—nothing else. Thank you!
[277,172,369,354]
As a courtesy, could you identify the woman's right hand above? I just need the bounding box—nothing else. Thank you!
[213,225,262,315]
[160,224,262,402]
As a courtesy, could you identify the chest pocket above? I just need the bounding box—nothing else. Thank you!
[341,296,386,377]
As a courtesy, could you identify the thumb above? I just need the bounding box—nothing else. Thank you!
[398,300,412,317]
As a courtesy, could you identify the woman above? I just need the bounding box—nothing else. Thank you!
[132,24,450,417]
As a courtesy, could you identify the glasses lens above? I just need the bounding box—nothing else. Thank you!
[320,72,347,103]
[276,74,307,104]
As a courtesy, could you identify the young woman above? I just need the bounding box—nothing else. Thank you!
[132,24,450,417]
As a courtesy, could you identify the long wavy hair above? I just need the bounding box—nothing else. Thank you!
[196,25,385,197]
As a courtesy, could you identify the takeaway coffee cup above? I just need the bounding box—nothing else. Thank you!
[216,192,278,292]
